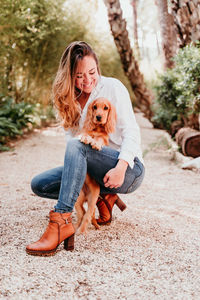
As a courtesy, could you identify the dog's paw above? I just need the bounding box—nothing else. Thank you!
[80,134,92,145]
[90,140,103,151]
[92,219,100,230]
[76,226,87,236]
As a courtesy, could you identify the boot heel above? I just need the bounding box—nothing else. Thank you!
[115,197,127,211]
[64,234,74,251]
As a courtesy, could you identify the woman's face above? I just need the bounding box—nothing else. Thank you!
[75,55,99,94]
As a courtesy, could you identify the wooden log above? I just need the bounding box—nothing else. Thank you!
[175,127,200,157]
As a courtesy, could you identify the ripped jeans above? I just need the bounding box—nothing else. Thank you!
[31,138,145,213]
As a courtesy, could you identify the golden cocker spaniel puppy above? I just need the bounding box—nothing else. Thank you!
[75,97,117,234]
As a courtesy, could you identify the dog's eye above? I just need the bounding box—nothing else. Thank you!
[93,105,97,110]
[104,106,108,110]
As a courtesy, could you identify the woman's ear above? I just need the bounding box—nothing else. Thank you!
[105,103,117,133]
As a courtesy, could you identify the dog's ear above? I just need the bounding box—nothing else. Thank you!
[83,102,94,131]
[105,103,117,134]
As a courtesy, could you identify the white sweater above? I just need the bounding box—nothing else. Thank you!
[66,75,143,168]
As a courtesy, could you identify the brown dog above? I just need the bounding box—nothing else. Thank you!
[75,97,117,234]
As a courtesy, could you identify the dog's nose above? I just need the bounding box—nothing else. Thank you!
[96,115,102,122]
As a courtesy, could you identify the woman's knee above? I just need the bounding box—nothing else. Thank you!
[31,174,44,196]
[67,138,83,148]
[126,164,145,194]
[66,138,87,156]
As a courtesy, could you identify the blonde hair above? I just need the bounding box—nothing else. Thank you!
[53,41,100,130]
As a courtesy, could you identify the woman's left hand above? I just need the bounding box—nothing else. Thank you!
[103,159,128,189]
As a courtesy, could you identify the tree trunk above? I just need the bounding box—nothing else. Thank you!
[171,0,200,48]
[155,29,161,56]
[103,0,153,120]
[156,0,177,69]
[131,0,140,59]
[175,127,200,157]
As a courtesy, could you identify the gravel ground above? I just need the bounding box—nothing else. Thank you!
[0,113,200,300]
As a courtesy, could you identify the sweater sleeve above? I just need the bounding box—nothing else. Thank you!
[112,79,142,168]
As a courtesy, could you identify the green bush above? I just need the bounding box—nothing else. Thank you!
[0,95,35,150]
[152,44,200,133]
[0,94,57,151]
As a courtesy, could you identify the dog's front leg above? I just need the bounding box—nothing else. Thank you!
[91,210,100,230]
[74,189,86,231]
[77,181,100,233]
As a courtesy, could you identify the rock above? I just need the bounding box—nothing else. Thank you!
[182,156,200,170]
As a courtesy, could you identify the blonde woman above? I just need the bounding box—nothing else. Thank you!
[26,41,145,256]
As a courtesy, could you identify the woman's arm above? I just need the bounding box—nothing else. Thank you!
[103,78,142,188]
[115,82,141,169]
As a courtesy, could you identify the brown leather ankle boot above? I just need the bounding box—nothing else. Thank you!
[26,210,75,256]
[96,194,127,225]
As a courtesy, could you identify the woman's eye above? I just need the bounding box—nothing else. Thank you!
[89,72,95,75]
[93,105,97,110]
[76,76,82,79]
[104,106,108,110]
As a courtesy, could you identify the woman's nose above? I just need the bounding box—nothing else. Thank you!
[83,74,90,83]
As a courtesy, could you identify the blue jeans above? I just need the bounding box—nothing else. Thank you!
[31,138,145,213]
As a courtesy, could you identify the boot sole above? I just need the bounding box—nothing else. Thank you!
[97,220,111,226]
[26,234,75,256]
[26,248,57,256]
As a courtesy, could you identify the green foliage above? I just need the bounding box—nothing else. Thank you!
[0,94,56,151]
[33,102,56,127]
[0,0,91,103]
[152,44,200,132]
[0,94,36,150]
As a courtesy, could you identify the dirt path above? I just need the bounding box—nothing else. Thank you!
[0,114,200,299]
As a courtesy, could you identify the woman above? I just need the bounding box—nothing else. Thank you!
[26,41,145,256]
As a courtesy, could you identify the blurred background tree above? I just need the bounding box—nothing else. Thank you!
[130,0,140,60]
[155,0,177,69]
[104,0,153,120]
[171,0,200,48]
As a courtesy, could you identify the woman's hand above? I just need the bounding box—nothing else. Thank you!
[103,160,128,189]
